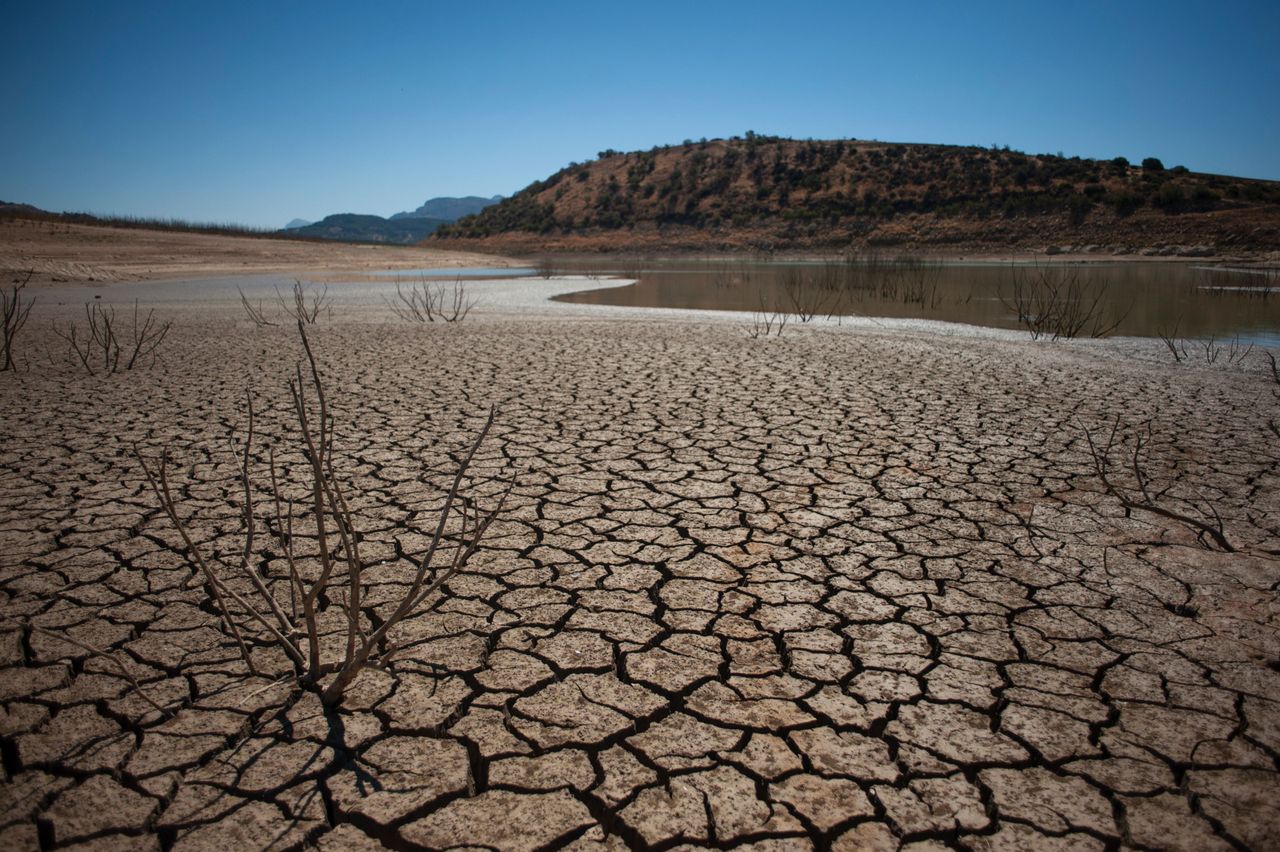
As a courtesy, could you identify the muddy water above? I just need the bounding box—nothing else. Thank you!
[553,260,1280,345]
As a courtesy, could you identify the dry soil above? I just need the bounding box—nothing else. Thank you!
[0,267,1278,850]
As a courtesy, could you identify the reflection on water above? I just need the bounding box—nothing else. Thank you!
[554,259,1280,345]
[366,267,535,278]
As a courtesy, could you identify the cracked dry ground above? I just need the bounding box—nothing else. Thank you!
[2,311,1279,851]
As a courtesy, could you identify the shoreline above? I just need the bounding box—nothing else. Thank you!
[6,219,1276,295]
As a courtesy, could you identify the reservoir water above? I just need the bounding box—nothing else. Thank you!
[553,259,1280,345]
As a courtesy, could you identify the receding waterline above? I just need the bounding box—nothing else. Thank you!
[553,260,1280,343]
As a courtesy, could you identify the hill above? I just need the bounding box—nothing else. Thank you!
[1,200,46,218]
[431,136,1280,255]
[390,195,503,221]
[283,218,313,230]
[285,213,449,244]
[0,202,298,240]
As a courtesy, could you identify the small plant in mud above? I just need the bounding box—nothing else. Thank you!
[1266,351,1280,441]
[52,300,172,375]
[137,321,513,705]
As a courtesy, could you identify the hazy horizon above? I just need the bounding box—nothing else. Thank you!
[3,0,1277,228]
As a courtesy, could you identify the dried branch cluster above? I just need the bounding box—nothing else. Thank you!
[53,301,172,375]
[278,280,331,325]
[737,255,953,333]
[779,267,836,323]
[743,257,937,336]
[238,286,279,327]
[2,273,36,371]
[138,322,512,705]
[1156,317,1254,365]
[746,290,790,339]
[386,278,476,323]
[1000,263,1129,340]
[834,254,945,307]
[238,281,337,327]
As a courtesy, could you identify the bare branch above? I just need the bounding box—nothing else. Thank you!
[239,286,279,327]
[1,616,170,716]
[277,280,329,324]
[1082,417,1233,552]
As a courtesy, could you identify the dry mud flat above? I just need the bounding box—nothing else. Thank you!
[0,219,519,287]
[1,294,1279,850]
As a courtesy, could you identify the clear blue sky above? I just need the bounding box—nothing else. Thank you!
[2,1,1276,228]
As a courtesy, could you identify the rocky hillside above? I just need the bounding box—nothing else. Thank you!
[390,195,502,221]
[282,197,502,244]
[431,136,1280,255]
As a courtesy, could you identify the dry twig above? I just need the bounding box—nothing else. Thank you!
[746,290,789,339]
[1,615,169,716]
[1082,417,1233,552]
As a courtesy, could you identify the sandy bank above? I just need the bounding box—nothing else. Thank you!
[0,218,521,288]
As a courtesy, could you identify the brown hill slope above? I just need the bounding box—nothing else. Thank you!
[431,136,1280,255]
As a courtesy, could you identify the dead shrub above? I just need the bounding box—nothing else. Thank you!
[52,300,171,375]
[780,267,835,323]
[1001,262,1129,340]
[137,321,512,705]
[1157,316,1254,366]
[746,290,789,339]
[386,277,476,323]
[2,272,36,371]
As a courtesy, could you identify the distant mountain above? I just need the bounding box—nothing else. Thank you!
[276,196,502,244]
[431,136,1280,254]
[390,195,503,222]
[283,213,449,244]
